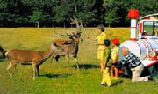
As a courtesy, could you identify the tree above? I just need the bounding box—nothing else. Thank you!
[104,8,119,27]
[30,10,46,28]
[22,0,55,27]
[74,0,96,26]
[0,0,16,27]
[92,0,105,25]
[104,0,130,27]
[53,0,73,27]
[1,0,158,27]
[130,0,158,17]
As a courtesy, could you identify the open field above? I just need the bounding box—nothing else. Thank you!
[0,28,158,94]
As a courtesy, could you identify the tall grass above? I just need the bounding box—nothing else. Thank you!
[0,28,157,94]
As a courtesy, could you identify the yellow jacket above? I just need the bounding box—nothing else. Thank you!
[96,32,107,45]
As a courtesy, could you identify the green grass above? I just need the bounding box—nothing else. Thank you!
[0,28,158,94]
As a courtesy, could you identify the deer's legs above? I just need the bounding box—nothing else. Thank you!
[32,64,36,80]
[7,62,12,71]
[66,55,70,68]
[73,54,79,69]
[74,57,79,69]
[7,62,12,77]
[36,65,40,76]
[7,62,17,78]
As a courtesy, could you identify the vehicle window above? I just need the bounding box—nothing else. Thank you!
[143,21,158,36]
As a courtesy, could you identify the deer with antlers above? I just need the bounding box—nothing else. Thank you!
[52,17,83,69]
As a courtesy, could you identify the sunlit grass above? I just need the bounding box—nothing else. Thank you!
[0,28,157,94]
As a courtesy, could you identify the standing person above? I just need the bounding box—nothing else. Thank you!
[120,47,148,82]
[101,39,112,87]
[96,24,108,72]
[110,38,120,80]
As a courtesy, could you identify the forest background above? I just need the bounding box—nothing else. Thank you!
[0,0,158,27]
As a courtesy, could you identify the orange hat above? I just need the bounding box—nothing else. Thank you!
[112,38,120,45]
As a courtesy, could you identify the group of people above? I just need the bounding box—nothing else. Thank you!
[96,24,149,87]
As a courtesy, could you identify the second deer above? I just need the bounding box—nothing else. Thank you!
[52,17,83,69]
[52,32,82,69]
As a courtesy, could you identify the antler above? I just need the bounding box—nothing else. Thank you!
[53,30,65,37]
[54,30,74,39]
[70,16,79,27]
[70,16,83,33]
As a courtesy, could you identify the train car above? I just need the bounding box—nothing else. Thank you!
[119,9,158,77]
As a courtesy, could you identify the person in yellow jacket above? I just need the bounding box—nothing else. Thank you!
[96,24,108,72]
[101,39,112,87]
[110,38,120,80]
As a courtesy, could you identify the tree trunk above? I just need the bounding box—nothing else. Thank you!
[37,21,39,28]
[108,24,111,28]
[64,22,65,28]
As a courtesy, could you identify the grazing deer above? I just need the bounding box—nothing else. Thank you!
[52,17,83,69]
[6,44,56,80]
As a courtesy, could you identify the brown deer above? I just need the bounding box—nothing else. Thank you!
[52,17,83,69]
[6,44,56,80]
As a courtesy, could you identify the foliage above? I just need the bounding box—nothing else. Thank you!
[54,0,72,27]
[104,0,120,27]
[0,0,158,27]
[105,9,119,27]
[75,0,96,26]
[30,10,46,27]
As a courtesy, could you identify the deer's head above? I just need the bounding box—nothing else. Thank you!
[66,32,82,44]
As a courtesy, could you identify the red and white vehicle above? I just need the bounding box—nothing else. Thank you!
[120,9,158,68]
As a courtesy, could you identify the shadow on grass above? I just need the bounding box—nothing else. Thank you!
[72,64,99,70]
[39,73,72,79]
[111,80,123,87]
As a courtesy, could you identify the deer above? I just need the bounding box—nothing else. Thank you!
[5,44,56,80]
[52,17,83,69]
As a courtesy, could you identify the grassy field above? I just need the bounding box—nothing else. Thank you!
[0,28,158,94]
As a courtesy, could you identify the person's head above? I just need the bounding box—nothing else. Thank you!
[96,24,104,33]
[104,39,111,47]
[111,38,120,47]
[121,47,129,56]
